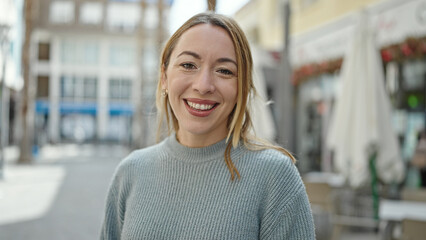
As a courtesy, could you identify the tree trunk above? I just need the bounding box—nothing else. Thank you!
[207,0,216,11]
[132,0,146,149]
[18,0,35,164]
[157,0,164,45]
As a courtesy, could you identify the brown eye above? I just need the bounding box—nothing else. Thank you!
[181,63,196,69]
[218,69,234,75]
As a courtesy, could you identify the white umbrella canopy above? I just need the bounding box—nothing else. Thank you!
[326,11,405,188]
[250,46,277,142]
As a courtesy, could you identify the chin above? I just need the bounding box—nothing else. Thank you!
[182,127,212,136]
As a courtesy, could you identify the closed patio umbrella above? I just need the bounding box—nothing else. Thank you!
[250,46,276,142]
[326,11,405,190]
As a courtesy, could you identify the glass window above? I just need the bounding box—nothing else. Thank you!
[121,79,132,99]
[38,42,50,61]
[84,77,98,100]
[142,44,158,76]
[80,2,103,25]
[144,5,158,29]
[109,79,121,99]
[50,1,75,24]
[74,78,85,99]
[61,40,99,65]
[403,60,425,90]
[61,75,98,102]
[83,42,99,65]
[61,41,76,64]
[61,75,75,100]
[37,76,49,98]
[109,44,136,66]
[106,2,141,32]
[109,78,132,102]
[399,59,426,111]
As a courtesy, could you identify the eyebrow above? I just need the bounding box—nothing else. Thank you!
[177,50,237,67]
[177,51,201,59]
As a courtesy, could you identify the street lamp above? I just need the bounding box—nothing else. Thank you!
[275,0,293,151]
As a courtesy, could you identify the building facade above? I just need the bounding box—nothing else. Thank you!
[31,0,171,145]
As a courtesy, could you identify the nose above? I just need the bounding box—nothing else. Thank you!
[193,68,215,94]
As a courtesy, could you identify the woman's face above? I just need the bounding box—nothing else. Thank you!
[162,24,238,147]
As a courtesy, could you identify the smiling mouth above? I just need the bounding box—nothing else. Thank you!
[185,100,218,111]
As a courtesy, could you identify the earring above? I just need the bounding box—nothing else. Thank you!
[161,88,168,97]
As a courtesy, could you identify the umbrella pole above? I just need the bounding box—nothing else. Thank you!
[369,152,379,220]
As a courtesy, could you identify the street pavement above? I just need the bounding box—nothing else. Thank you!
[0,143,131,240]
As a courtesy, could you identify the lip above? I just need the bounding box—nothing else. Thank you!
[184,98,219,117]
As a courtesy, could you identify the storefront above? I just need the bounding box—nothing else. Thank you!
[290,0,426,175]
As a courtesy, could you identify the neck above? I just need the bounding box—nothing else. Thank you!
[176,130,228,148]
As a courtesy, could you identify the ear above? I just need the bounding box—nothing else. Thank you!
[161,65,168,90]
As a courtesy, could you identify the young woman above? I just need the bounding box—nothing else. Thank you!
[101,12,315,240]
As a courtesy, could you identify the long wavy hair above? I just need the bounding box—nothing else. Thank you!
[156,12,296,180]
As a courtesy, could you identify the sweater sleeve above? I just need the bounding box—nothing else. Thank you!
[259,154,316,240]
[100,159,132,240]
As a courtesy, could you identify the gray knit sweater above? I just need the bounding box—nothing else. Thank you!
[100,135,315,239]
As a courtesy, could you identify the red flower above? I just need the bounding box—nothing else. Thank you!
[401,43,413,56]
[381,49,393,62]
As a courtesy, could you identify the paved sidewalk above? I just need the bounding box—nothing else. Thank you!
[0,143,130,240]
[0,164,65,225]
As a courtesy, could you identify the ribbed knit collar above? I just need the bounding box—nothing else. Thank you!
[163,133,235,163]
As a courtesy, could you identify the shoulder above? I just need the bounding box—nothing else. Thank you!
[262,149,300,181]
[240,147,304,192]
[243,148,296,175]
[114,142,164,177]
[251,148,293,164]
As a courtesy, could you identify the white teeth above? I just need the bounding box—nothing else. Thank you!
[187,101,214,111]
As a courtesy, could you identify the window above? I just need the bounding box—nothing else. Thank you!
[83,42,99,65]
[61,76,98,102]
[84,77,97,100]
[61,75,75,99]
[38,42,50,61]
[106,2,141,32]
[61,41,76,64]
[80,2,103,25]
[37,75,49,98]
[61,40,99,65]
[403,60,425,90]
[109,78,132,102]
[50,1,75,24]
[109,44,136,66]
[400,59,426,111]
[144,5,158,29]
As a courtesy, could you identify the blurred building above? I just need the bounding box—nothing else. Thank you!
[235,0,426,173]
[30,0,171,145]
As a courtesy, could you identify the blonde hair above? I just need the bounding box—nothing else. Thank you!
[156,12,296,180]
